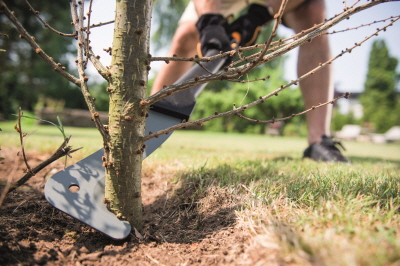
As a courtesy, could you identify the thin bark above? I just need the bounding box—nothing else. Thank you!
[104,0,152,230]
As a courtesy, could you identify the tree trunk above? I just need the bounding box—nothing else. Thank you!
[104,0,152,230]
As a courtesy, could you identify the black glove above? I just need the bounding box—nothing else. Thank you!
[229,4,273,47]
[196,14,232,57]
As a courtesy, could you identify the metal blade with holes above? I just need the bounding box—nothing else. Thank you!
[44,49,227,239]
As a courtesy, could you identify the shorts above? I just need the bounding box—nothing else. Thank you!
[179,0,267,24]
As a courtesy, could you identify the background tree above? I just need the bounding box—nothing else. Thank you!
[193,64,304,134]
[0,0,87,119]
[360,39,400,133]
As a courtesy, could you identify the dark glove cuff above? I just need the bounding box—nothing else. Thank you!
[196,14,227,33]
[247,3,273,26]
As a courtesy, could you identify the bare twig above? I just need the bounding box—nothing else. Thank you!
[233,13,399,66]
[70,0,109,80]
[23,0,76,37]
[143,94,349,141]
[6,137,82,194]
[229,75,270,83]
[241,0,288,75]
[70,0,109,140]
[195,60,214,75]
[235,93,351,124]
[151,54,218,62]
[15,108,34,176]
[87,49,109,78]
[343,0,348,10]
[327,16,400,34]
[84,0,94,67]
[88,20,114,29]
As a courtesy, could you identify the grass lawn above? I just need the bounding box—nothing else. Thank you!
[1,121,400,265]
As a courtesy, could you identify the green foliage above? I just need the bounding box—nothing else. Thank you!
[0,1,86,120]
[89,82,109,111]
[331,108,360,131]
[360,39,400,133]
[282,120,308,137]
[191,63,304,134]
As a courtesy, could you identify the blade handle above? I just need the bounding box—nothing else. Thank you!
[151,49,226,121]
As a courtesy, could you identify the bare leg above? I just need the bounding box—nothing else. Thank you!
[282,0,332,144]
[150,21,199,95]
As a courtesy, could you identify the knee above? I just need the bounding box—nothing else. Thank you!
[284,0,327,32]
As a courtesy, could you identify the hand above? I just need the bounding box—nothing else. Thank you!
[229,4,273,47]
[196,14,232,57]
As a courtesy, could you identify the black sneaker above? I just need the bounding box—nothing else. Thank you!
[303,135,348,162]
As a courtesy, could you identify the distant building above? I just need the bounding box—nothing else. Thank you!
[334,90,363,119]
[334,90,400,120]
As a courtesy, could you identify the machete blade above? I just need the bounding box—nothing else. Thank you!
[44,49,227,239]
[44,110,182,239]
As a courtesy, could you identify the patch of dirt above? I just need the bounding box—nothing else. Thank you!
[0,147,281,265]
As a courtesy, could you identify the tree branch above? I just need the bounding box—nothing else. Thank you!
[15,108,34,176]
[84,0,94,68]
[23,0,77,37]
[143,10,398,141]
[88,20,114,29]
[6,137,82,194]
[150,53,226,63]
[70,0,109,140]
[327,15,400,35]
[235,93,350,124]
[240,0,288,76]
[144,0,396,107]
[87,48,109,79]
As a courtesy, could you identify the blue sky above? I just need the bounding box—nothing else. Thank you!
[87,1,400,93]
